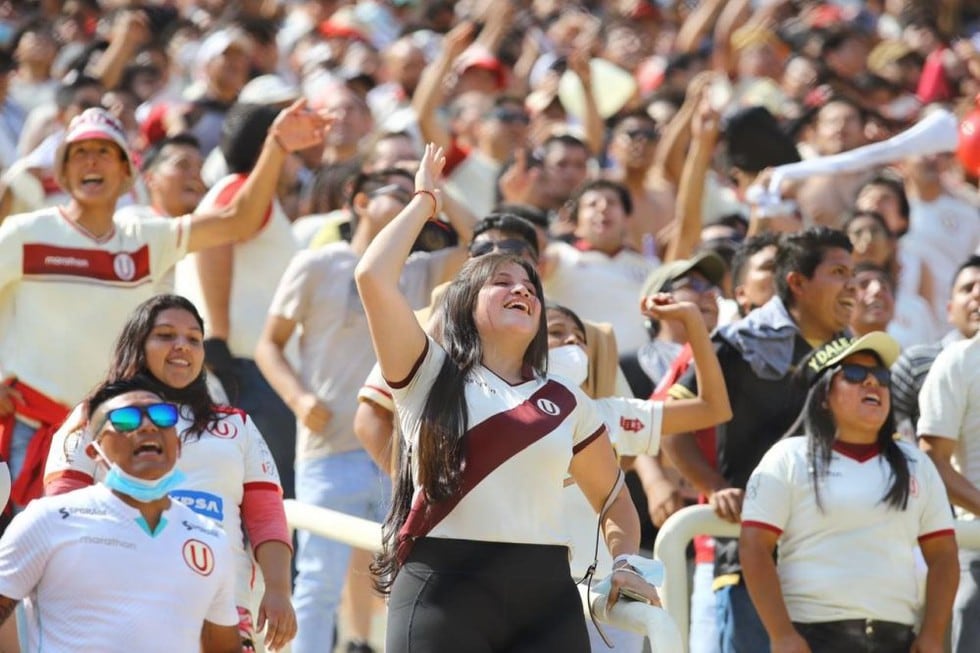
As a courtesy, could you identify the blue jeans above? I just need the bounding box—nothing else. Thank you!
[715,582,769,653]
[953,549,980,653]
[690,562,720,653]
[7,419,34,511]
[291,450,390,653]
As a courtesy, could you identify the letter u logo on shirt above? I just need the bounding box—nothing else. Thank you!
[182,539,215,576]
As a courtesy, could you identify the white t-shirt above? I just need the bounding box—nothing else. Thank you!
[0,207,188,403]
[917,334,980,518]
[543,241,657,354]
[0,484,237,653]
[44,406,281,608]
[176,174,298,359]
[391,338,605,548]
[741,437,954,625]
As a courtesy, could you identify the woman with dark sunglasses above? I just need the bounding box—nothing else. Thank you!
[43,294,295,653]
[739,332,959,653]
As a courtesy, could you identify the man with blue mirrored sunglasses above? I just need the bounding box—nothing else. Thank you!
[0,378,240,653]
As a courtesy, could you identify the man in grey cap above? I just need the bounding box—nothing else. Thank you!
[622,251,726,397]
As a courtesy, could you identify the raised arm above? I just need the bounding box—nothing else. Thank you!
[411,23,476,153]
[186,100,328,252]
[642,294,731,433]
[355,145,445,382]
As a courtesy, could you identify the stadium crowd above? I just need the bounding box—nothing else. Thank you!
[0,0,979,651]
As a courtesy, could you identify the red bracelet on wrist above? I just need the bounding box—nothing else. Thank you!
[414,189,438,219]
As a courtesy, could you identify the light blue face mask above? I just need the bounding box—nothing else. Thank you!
[90,442,186,502]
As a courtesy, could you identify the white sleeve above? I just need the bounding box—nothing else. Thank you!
[267,249,314,321]
[594,397,663,456]
[740,441,795,534]
[43,404,97,483]
[917,343,968,441]
[0,213,23,291]
[570,385,605,452]
[241,414,282,487]
[390,337,447,444]
[205,535,239,627]
[0,501,51,600]
[911,448,956,537]
[358,363,394,413]
[136,213,190,279]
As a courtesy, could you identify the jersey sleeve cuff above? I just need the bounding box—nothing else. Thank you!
[918,528,956,543]
[741,520,783,536]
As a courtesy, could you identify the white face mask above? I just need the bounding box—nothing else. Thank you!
[548,344,589,386]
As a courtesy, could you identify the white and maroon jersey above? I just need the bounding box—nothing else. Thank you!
[175,174,297,360]
[391,338,605,552]
[360,363,663,457]
[0,484,237,652]
[0,206,189,404]
[44,405,281,608]
[741,437,954,625]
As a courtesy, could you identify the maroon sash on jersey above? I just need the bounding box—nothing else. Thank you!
[396,380,578,563]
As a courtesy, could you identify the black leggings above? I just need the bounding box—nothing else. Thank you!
[386,538,590,653]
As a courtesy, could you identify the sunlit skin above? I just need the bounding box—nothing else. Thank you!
[546,308,587,351]
[814,101,864,156]
[143,308,205,390]
[850,270,895,335]
[63,139,131,211]
[541,143,589,208]
[474,261,541,357]
[736,245,778,315]
[87,390,181,482]
[146,143,205,216]
[573,187,629,255]
[855,184,908,237]
[827,351,890,444]
[670,270,719,333]
[610,116,658,171]
[846,216,893,267]
[947,266,980,338]
[790,247,856,341]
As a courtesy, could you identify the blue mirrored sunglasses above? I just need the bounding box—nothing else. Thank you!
[101,403,179,433]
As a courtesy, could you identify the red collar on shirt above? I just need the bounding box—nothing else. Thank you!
[832,440,882,462]
[572,238,635,257]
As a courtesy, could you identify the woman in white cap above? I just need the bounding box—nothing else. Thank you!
[739,332,959,653]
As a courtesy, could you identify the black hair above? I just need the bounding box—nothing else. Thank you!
[373,254,548,593]
[473,213,540,259]
[788,350,909,512]
[773,226,853,309]
[492,202,550,231]
[55,73,103,111]
[610,109,658,132]
[732,232,781,289]
[86,378,164,429]
[723,106,801,173]
[220,103,280,173]
[539,132,590,159]
[105,294,220,440]
[952,255,980,290]
[305,160,361,216]
[567,179,633,223]
[346,166,414,231]
[858,172,911,221]
[842,209,891,236]
[546,304,588,345]
[140,134,202,172]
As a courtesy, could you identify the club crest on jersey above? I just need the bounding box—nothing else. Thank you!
[536,398,561,416]
[209,421,238,439]
[182,539,215,576]
[112,253,136,281]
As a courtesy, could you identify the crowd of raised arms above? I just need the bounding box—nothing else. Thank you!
[0,1,979,652]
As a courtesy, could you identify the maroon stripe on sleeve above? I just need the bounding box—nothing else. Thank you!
[572,425,605,455]
[396,380,577,562]
[741,520,783,536]
[387,338,430,389]
[918,529,956,543]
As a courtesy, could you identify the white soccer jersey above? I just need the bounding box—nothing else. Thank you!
[44,406,281,608]
[0,484,237,652]
[741,438,954,625]
[391,338,605,549]
[917,334,980,519]
[0,206,189,404]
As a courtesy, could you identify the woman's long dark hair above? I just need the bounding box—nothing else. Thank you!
[105,294,219,440]
[372,254,549,592]
[788,354,910,512]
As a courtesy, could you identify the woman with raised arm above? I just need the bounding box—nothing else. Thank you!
[354,144,658,651]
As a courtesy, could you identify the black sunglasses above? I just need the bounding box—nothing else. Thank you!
[835,363,891,386]
[489,109,530,125]
[97,402,180,433]
[468,238,533,258]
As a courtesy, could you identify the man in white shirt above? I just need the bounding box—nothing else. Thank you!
[0,378,239,653]
[0,103,327,509]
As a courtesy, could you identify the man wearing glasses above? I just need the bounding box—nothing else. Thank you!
[0,379,239,652]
